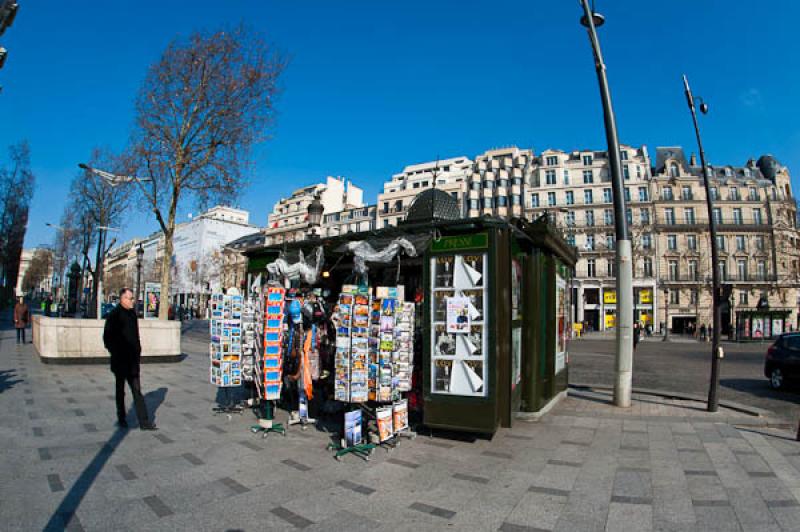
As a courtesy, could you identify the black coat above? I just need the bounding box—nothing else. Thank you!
[103,305,142,377]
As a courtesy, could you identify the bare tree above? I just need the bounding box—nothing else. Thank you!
[22,248,53,296]
[127,26,286,318]
[0,141,35,305]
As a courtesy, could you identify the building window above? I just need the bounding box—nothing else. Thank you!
[624,187,631,202]
[757,260,767,280]
[753,208,763,225]
[640,208,650,224]
[484,180,494,190]
[749,187,758,201]
[567,234,576,247]
[563,169,570,184]
[531,193,539,208]
[586,235,595,251]
[736,235,746,251]
[604,209,613,226]
[664,208,675,225]
[545,170,557,185]
[687,234,697,250]
[483,197,494,209]
[729,186,739,200]
[603,188,612,203]
[583,154,593,166]
[498,178,509,188]
[626,208,633,225]
[689,260,698,281]
[643,257,653,277]
[382,202,389,214]
[733,208,743,224]
[667,235,677,250]
[716,235,726,251]
[394,200,403,212]
[670,289,680,304]
[469,199,479,210]
[681,186,692,200]
[663,187,674,200]
[710,187,719,200]
[547,192,556,206]
[669,163,679,178]
[713,208,722,224]
[621,150,628,161]
[718,260,728,281]
[607,260,614,277]
[586,210,595,227]
[623,165,630,180]
[471,181,481,191]
[755,236,765,251]
[583,170,594,184]
[566,211,575,226]
[638,187,648,202]
[584,190,594,204]
[642,234,652,249]
[511,194,521,205]
[690,289,698,305]
[497,196,508,207]
[606,234,615,250]
[684,208,696,224]
[738,291,748,305]
[565,191,574,205]
[737,259,748,280]
[546,155,558,166]
[636,165,642,178]
[587,258,596,277]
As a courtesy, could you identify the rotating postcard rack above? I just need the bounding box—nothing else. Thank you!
[209,293,245,414]
[250,285,287,437]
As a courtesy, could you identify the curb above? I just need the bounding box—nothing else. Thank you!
[568,382,771,418]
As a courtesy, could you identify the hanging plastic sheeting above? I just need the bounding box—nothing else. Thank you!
[344,238,418,276]
[266,246,324,284]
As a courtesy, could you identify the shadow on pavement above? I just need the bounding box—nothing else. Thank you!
[0,369,22,393]
[720,378,800,404]
[43,387,168,531]
[735,426,799,443]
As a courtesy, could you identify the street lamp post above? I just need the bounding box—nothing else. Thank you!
[682,74,723,412]
[307,194,324,240]
[94,225,119,320]
[136,243,144,317]
[579,0,634,407]
[663,286,670,341]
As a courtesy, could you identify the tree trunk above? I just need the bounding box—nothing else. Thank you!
[158,230,174,320]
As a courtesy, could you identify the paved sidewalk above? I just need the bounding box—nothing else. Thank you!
[2,325,800,531]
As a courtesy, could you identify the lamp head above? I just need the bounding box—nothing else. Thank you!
[580,11,605,28]
[78,163,89,170]
[699,102,709,115]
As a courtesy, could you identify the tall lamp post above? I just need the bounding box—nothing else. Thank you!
[662,285,670,341]
[135,243,144,317]
[579,0,634,407]
[682,75,723,412]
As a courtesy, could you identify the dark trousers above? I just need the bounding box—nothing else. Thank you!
[16,328,26,343]
[115,374,149,425]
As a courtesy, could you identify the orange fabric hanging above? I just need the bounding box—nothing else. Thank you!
[302,330,314,400]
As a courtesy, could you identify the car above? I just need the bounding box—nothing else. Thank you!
[764,333,800,389]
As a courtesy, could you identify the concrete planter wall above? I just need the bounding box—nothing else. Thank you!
[32,315,183,364]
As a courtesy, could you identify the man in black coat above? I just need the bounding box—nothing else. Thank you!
[103,287,157,430]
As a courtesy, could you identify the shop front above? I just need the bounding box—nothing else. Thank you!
[735,309,793,341]
[242,210,575,437]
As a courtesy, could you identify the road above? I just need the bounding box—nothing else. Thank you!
[569,334,800,423]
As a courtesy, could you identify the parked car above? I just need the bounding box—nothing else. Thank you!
[764,333,800,389]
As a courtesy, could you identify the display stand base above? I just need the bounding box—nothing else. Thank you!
[327,439,376,462]
[213,404,244,415]
[250,419,286,438]
[287,411,316,431]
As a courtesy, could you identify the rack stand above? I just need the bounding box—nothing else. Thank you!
[213,387,244,415]
[250,400,286,438]
[327,439,376,461]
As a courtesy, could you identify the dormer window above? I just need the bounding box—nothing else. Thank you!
[669,162,679,178]
[724,168,732,177]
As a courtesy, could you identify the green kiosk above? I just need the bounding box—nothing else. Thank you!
[240,190,577,435]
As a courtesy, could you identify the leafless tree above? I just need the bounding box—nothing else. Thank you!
[126,26,286,318]
[22,248,53,296]
[0,141,35,305]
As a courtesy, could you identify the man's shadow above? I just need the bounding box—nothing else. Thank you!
[43,387,168,531]
[0,369,22,393]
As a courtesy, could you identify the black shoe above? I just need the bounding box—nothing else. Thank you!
[117,420,129,429]
[140,423,158,431]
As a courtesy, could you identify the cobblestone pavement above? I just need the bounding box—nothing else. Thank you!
[2,321,800,531]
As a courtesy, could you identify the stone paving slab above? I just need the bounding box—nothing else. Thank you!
[2,321,800,531]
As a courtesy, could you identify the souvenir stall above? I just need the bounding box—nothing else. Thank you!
[241,193,576,439]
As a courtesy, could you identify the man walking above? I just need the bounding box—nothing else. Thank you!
[103,287,157,430]
[13,296,30,344]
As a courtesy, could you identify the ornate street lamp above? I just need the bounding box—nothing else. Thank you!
[135,243,144,316]
[307,194,324,239]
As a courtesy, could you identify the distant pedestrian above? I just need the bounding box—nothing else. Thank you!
[103,287,157,431]
[700,324,706,341]
[44,296,53,317]
[633,322,641,350]
[13,297,30,344]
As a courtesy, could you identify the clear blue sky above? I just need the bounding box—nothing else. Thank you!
[3,0,800,250]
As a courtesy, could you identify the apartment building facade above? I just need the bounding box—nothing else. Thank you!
[377,156,471,228]
[465,147,532,219]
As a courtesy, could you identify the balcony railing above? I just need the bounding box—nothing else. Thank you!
[662,273,777,283]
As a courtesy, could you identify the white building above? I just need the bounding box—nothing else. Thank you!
[15,247,54,297]
[265,176,364,244]
[377,156,471,228]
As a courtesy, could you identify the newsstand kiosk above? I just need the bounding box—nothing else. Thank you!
[243,206,576,436]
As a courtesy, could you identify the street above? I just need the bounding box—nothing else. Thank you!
[570,334,800,423]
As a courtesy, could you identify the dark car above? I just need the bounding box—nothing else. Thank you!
[764,333,800,389]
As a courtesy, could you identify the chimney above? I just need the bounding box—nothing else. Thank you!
[689,153,697,166]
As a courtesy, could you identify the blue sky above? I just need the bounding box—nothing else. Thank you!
[3,0,800,249]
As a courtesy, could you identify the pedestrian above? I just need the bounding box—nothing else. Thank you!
[633,322,641,350]
[700,324,706,341]
[44,296,52,317]
[103,287,158,430]
[13,297,30,344]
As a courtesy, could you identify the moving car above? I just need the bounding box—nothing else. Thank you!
[764,333,800,389]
